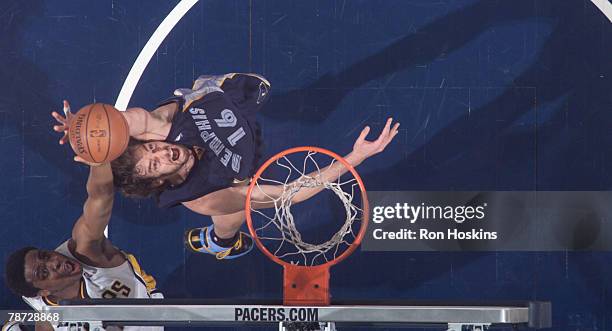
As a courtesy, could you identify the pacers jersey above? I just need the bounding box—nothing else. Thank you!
[20,241,163,331]
[156,73,270,208]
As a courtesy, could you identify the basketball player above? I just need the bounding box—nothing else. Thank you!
[51,73,400,260]
[3,156,162,331]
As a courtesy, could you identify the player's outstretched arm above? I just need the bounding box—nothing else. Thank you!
[71,162,115,247]
[182,118,400,216]
[51,100,177,143]
[250,117,399,208]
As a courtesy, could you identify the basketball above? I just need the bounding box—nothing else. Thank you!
[68,103,129,163]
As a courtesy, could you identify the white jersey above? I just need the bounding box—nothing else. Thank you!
[17,240,164,331]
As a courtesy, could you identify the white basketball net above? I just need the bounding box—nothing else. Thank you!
[250,151,364,266]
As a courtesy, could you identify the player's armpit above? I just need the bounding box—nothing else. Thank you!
[151,101,179,124]
[121,106,173,141]
[72,206,125,268]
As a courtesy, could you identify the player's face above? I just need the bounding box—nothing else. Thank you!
[23,249,83,294]
[133,141,192,179]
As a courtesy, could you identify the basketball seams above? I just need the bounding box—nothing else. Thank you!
[100,104,111,163]
[83,104,94,162]
[85,104,105,163]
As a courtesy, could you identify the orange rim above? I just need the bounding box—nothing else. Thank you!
[245,146,369,269]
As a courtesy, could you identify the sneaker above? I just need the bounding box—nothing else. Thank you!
[185,225,254,260]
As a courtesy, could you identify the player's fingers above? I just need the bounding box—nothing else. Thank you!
[73,156,86,163]
[385,124,399,142]
[378,123,400,151]
[51,111,66,123]
[74,156,102,167]
[374,118,393,146]
[60,134,69,145]
[389,123,400,138]
[63,100,71,116]
[53,125,66,132]
[391,128,399,139]
[386,130,399,146]
[384,117,393,130]
[357,126,371,142]
[376,118,393,142]
[74,156,93,165]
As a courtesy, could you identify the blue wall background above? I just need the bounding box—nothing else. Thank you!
[0,0,611,330]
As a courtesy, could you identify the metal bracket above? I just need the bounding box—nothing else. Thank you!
[447,323,491,331]
[280,321,337,331]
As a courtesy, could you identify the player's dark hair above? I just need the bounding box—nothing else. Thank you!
[111,138,171,198]
[5,247,40,297]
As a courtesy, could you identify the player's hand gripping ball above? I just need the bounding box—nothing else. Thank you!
[53,101,129,163]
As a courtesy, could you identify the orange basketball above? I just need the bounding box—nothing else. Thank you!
[68,103,129,163]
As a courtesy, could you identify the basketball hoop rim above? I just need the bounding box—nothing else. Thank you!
[245,146,370,269]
